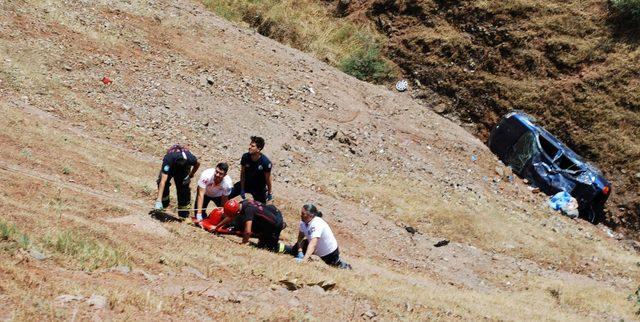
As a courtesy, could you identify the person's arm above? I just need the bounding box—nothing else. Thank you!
[296,231,305,252]
[216,215,234,229]
[196,187,205,218]
[264,171,272,201]
[302,237,319,261]
[239,164,246,193]
[242,220,252,244]
[189,160,200,178]
[220,194,229,205]
[156,173,169,202]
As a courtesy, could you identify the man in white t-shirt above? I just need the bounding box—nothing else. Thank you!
[289,204,351,269]
[193,162,233,221]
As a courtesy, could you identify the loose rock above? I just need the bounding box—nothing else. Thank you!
[86,294,108,309]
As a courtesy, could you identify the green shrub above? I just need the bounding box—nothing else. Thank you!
[0,220,31,250]
[339,44,391,83]
[612,0,640,21]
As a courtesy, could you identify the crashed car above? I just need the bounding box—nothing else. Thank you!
[488,112,611,224]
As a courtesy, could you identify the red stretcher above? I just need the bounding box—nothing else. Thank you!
[191,208,252,237]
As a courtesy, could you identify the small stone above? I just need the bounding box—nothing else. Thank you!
[362,310,377,319]
[86,295,108,309]
[30,249,47,260]
[434,239,450,247]
[316,280,336,291]
[495,166,504,177]
[635,172,640,179]
[434,103,447,114]
[279,279,302,291]
[111,265,131,274]
[405,226,417,234]
[206,76,214,85]
[309,285,325,294]
[56,294,83,303]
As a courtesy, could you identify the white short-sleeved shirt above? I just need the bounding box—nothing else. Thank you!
[197,168,233,198]
[299,217,338,257]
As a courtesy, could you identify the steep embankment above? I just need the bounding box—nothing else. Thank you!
[339,0,640,233]
[0,0,639,320]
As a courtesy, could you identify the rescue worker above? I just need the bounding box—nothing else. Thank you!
[289,204,351,269]
[228,136,273,203]
[193,162,232,221]
[154,144,200,218]
[216,199,285,252]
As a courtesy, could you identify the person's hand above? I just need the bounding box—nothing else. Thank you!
[266,193,273,202]
[196,212,204,222]
[154,200,163,210]
[295,251,304,263]
[182,176,191,185]
[240,189,246,200]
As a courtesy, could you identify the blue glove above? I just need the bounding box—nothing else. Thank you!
[154,201,163,210]
[295,251,304,263]
[266,193,273,202]
[240,189,246,200]
[182,176,191,185]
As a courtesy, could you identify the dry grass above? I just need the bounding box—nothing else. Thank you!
[0,1,639,320]
[201,0,394,81]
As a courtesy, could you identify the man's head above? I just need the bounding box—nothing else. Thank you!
[301,204,323,223]
[224,199,241,217]
[249,136,265,154]
[214,162,229,184]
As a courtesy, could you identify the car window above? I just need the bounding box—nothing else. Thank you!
[507,131,539,173]
[538,135,560,160]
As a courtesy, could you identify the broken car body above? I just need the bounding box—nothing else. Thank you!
[488,112,611,223]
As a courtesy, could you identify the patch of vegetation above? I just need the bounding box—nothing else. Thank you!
[200,0,393,82]
[20,149,32,158]
[612,0,640,21]
[0,219,31,250]
[339,42,392,83]
[43,230,129,270]
[62,166,71,175]
[630,286,640,315]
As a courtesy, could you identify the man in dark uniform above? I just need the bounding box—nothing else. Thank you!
[229,136,273,203]
[155,144,200,218]
[217,199,285,252]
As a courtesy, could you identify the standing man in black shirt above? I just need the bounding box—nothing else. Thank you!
[229,136,273,203]
[155,144,200,218]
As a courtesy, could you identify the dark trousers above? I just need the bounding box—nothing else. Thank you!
[157,174,191,218]
[228,181,267,203]
[289,241,344,266]
[193,193,223,217]
[255,228,282,252]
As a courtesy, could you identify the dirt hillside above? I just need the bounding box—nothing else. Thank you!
[334,0,640,234]
[1,0,639,320]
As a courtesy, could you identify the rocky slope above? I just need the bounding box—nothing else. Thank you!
[0,0,639,320]
[320,0,640,234]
